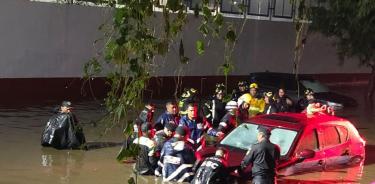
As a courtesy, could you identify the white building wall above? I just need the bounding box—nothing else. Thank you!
[0,0,370,78]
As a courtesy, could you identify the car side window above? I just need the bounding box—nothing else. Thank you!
[296,129,319,153]
[336,126,348,143]
[322,126,341,148]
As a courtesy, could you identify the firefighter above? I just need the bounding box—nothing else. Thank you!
[248,83,265,117]
[191,148,230,184]
[262,91,278,114]
[217,101,238,137]
[297,88,315,112]
[237,93,251,122]
[178,88,199,116]
[203,83,227,128]
[160,126,196,182]
[232,81,249,101]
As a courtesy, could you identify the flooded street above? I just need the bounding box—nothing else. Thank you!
[0,85,374,184]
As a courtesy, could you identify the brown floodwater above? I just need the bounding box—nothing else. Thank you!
[0,85,374,184]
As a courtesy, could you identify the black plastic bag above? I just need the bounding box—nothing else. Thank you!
[41,113,85,149]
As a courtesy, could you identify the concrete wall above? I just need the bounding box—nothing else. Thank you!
[0,0,370,79]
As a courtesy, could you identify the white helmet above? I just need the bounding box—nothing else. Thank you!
[225,101,238,111]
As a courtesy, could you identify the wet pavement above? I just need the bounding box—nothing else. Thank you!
[0,85,374,184]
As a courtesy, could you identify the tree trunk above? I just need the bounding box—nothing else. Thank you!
[367,65,375,100]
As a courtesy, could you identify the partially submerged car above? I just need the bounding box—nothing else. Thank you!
[196,112,366,177]
[249,72,358,110]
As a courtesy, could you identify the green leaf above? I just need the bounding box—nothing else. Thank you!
[202,6,212,18]
[213,14,224,27]
[196,40,205,55]
[225,30,236,43]
[199,24,209,37]
[105,41,117,60]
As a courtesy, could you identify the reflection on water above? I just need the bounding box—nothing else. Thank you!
[0,86,374,183]
[40,148,85,184]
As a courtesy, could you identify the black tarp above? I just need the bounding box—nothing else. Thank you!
[41,112,86,149]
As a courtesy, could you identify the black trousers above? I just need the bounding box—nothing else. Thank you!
[251,176,275,184]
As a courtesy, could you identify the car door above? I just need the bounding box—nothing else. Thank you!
[280,127,325,175]
[320,125,352,170]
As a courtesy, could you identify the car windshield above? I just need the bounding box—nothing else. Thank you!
[300,80,329,93]
[220,123,298,156]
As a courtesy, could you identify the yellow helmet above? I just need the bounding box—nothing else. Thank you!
[238,93,252,105]
[249,83,258,89]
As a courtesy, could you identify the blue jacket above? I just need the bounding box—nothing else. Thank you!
[160,138,195,182]
[179,116,217,150]
[154,111,178,131]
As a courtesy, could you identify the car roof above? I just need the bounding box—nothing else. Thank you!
[246,112,347,131]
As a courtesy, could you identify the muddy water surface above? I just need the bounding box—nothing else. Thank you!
[0,86,374,184]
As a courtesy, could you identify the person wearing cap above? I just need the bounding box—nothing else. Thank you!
[274,88,294,113]
[132,123,156,175]
[191,147,230,184]
[296,88,316,112]
[179,103,218,151]
[262,92,278,115]
[153,122,177,176]
[160,126,195,182]
[203,83,227,128]
[217,101,238,137]
[41,101,86,149]
[154,101,179,131]
[240,126,280,184]
[248,83,266,117]
[232,81,249,101]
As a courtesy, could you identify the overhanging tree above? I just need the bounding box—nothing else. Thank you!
[310,0,375,99]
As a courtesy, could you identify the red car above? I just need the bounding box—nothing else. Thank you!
[196,112,366,177]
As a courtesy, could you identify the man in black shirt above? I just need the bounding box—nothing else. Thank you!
[240,126,280,184]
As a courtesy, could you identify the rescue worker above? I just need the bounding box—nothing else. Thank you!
[191,148,230,184]
[232,81,249,101]
[117,104,155,163]
[133,103,155,138]
[179,103,218,151]
[297,88,316,112]
[274,88,293,112]
[160,126,195,182]
[154,101,179,131]
[203,83,227,128]
[153,123,177,176]
[240,126,280,184]
[248,83,265,117]
[178,88,199,116]
[237,94,251,122]
[217,101,238,137]
[263,91,278,114]
[132,123,156,175]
